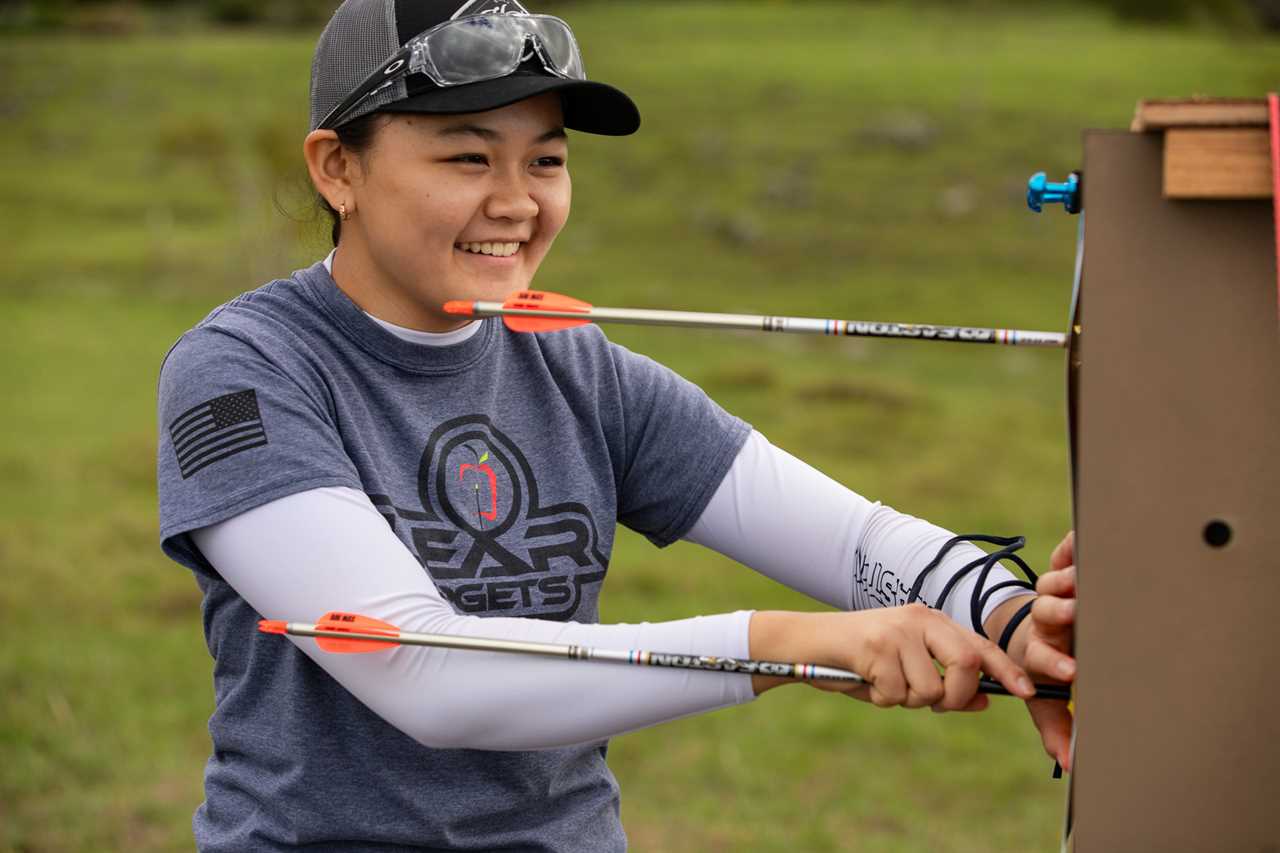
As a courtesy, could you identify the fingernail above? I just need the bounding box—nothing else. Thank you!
[1056,659,1075,678]
[1018,676,1034,695]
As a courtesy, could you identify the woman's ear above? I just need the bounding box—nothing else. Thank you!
[303,129,354,211]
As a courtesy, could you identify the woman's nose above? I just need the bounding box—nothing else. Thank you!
[484,177,539,222]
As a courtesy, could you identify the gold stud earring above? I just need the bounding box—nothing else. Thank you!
[339,202,350,221]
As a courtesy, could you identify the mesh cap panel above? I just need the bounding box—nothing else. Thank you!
[307,0,640,136]
[309,0,403,131]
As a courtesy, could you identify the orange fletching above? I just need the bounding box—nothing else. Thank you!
[501,290,593,333]
[313,611,401,654]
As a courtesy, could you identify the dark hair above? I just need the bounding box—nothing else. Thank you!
[320,112,388,247]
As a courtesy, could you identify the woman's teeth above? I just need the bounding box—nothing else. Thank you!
[457,241,520,257]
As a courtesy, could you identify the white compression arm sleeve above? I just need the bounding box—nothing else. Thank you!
[192,487,754,751]
[685,430,1031,630]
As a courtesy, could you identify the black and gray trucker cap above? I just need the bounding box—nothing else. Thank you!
[309,0,640,135]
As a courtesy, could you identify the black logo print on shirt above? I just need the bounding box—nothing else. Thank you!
[169,389,269,479]
[369,415,607,621]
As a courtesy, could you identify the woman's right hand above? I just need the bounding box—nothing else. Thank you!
[748,605,1037,711]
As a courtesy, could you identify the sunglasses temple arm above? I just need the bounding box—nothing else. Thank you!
[318,47,413,130]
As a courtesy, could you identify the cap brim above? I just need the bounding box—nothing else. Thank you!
[378,74,640,136]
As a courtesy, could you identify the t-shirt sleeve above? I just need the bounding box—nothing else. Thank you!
[157,326,362,573]
[609,342,751,546]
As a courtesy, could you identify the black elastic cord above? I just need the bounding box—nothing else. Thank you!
[932,554,992,616]
[997,598,1036,652]
[906,533,1038,637]
[971,546,1036,637]
[906,534,1020,606]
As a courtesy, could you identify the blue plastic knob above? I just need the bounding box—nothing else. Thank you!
[1027,171,1081,214]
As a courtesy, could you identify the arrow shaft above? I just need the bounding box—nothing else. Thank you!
[277,622,1072,699]
[282,622,863,682]
[468,302,1067,348]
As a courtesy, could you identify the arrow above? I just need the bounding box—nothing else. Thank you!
[258,611,1071,700]
[442,290,1068,348]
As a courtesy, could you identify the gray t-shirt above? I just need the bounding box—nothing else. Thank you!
[156,262,750,852]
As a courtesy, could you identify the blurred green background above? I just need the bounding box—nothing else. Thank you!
[2,1,1276,850]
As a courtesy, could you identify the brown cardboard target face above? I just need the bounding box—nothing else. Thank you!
[1068,130,1280,850]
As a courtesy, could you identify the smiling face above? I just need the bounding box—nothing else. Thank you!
[313,93,571,331]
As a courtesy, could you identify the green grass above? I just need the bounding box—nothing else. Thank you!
[2,3,1276,850]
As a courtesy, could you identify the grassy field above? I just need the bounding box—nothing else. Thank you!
[2,2,1276,850]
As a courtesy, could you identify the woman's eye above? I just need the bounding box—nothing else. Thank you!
[451,154,488,165]
[533,156,565,168]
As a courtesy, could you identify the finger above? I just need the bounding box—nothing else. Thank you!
[1023,639,1077,682]
[867,657,908,708]
[964,632,1035,699]
[842,684,875,705]
[1050,531,1075,572]
[1027,699,1074,769]
[1031,595,1076,631]
[935,635,981,711]
[899,641,945,709]
[1036,565,1076,598]
[932,692,989,714]
[926,619,1032,703]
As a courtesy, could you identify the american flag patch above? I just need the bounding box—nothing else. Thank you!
[169,389,268,479]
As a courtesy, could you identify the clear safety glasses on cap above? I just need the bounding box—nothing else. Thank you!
[318,14,586,130]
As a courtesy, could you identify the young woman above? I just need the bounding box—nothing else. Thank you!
[157,1,1079,850]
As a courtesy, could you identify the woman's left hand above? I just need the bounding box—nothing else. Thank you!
[1008,531,1077,770]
